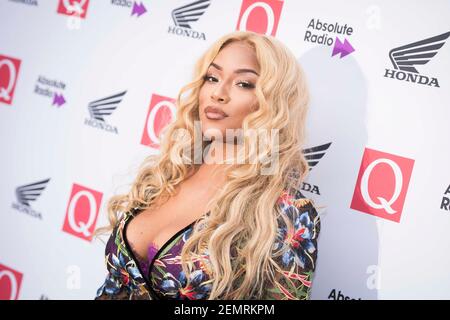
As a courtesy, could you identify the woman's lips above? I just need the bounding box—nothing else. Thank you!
[204,106,228,120]
[205,111,227,120]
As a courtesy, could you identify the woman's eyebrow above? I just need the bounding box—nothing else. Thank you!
[209,62,259,76]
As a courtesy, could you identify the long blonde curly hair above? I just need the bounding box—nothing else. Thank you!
[95,30,311,299]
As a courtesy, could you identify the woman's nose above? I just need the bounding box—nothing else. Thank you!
[211,85,229,103]
[211,90,228,102]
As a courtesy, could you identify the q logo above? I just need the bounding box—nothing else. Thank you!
[350,148,415,223]
[141,93,177,149]
[0,55,21,105]
[0,264,23,300]
[57,0,89,18]
[62,183,102,241]
[236,0,284,36]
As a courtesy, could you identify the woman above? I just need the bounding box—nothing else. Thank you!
[94,30,321,300]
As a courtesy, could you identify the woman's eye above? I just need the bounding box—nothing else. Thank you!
[237,81,255,89]
[203,75,217,82]
[203,74,254,89]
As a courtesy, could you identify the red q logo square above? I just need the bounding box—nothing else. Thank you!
[57,0,89,18]
[141,94,177,149]
[62,183,102,242]
[236,0,284,36]
[0,55,21,105]
[350,148,415,223]
[0,264,23,300]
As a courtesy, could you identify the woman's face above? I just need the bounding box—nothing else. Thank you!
[198,41,260,142]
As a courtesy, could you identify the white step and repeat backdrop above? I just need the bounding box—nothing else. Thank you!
[0,0,449,300]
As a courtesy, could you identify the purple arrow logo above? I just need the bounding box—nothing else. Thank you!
[332,37,355,58]
[53,93,66,107]
[131,2,147,17]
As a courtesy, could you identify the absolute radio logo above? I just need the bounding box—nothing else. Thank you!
[110,0,147,17]
[0,54,21,105]
[141,94,177,149]
[168,0,211,40]
[236,0,284,36]
[441,184,450,212]
[11,178,50,220]
[84,90,127,134]
[57,0,89,19]
[62,183,102,242]
[304,19,355,58]
[350,148,415,223]
[383,31,450,88]
[328,289,361,300]
[0,264,23,300]
[34,75,67,107]
[295,142,332,199]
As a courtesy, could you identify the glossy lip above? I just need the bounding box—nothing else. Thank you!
[204,106,228,119]
[205,106,228,116]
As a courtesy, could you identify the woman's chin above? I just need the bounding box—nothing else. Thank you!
[201,125,225,140]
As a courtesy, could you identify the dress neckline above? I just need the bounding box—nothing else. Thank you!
[121,207,207,299]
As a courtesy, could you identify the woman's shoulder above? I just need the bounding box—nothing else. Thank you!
[277,189,317,212]
[115,206,139,225]
[276,189,321,235]
[274,189,321,272]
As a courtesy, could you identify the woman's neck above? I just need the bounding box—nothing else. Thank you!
[204,140,243,165]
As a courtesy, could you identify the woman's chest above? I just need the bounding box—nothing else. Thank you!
[125,183,216,259]
[104,212,212,299]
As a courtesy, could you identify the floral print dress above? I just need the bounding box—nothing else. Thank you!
[95,190,321,300]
